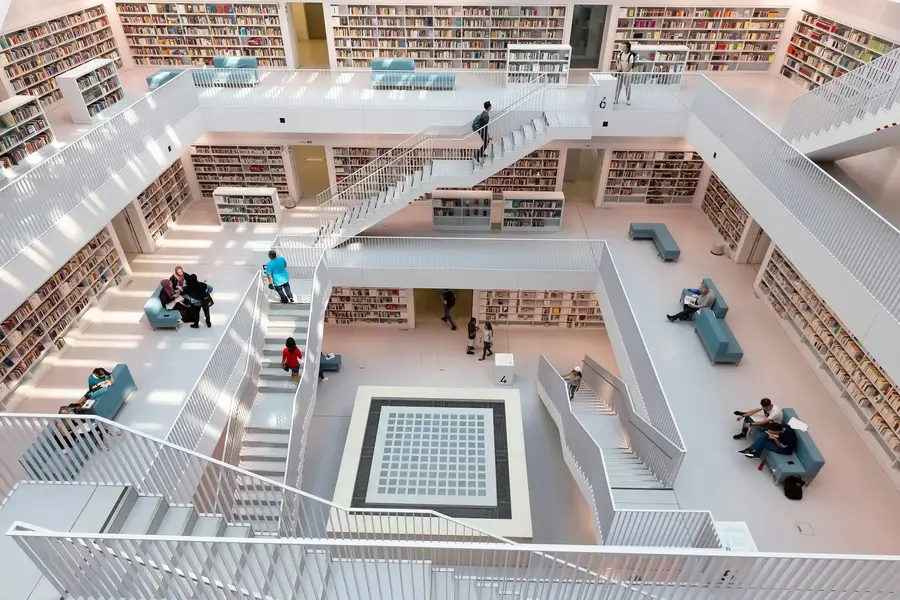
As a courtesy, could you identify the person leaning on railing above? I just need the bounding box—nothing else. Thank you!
[614,42,636,106]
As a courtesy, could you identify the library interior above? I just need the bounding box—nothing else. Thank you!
[1,0,900,598]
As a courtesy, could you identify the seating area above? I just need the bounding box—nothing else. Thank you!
[370,58,456,90]
[763,408,826,484]
[677,278,743,365]
[628,222,681,262]
[321,354,342,372]
[144,285,181,330]
[680,278,728,319]
[146,57,259,91]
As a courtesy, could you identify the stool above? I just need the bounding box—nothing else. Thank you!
[493,353,514,386]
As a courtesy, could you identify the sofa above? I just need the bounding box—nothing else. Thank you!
[20,364,136,481]
[370,58,456,90]
[693,308,743,365]
[628,222,680,262]
[193,56,260,88]
[762,408,825,484]
[144,285,181,330]
[321,354,342,373]
[146,69,186,91]
[680,278,729,319]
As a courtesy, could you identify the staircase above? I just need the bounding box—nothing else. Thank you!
[315,76,592,244]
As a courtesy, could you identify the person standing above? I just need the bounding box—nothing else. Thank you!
[473,101,491,162]
[441,289,457,330]
[282,337,303,386]
[466,317,477,355]
[266,250,294,304]
[478,322,494,361]
[563,366,583,400]
[183,273,213,328]
[614,42,636,106]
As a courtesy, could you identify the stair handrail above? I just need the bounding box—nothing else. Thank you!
[315,74,552,240]
[314,73,546,207]
[0,412,514,544]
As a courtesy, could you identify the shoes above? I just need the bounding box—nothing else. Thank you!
[478,357,485,361]
[451,325,457,331]
[733,411,744,416]
[733,433,747,440]
[441,317,447,322]
[739,449,757,458]
[206,320,212,328]
[466,350,475,355]
[627,101,631,106]
[190,323,200,328]
[666,314,675,322]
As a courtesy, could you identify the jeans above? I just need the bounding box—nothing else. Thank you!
[670,304,700,321]
[443,304,456,328]
[741,415,770,435]
[749,435,792,456]
[274,282,293,303]
[475,129,489,161]
[481,342,493,360]
[615,72,632,102]
[568,383,578,400]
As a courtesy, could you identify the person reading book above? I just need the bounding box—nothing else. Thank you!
[667,283,715,322]
[739,421,797,458]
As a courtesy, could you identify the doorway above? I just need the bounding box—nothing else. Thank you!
[744,224,771,273]
[289,2,329,68]
[111,204,147,261]
[563,148,602,203]
[294,145,331,204]
[570,5,608,69]
[413,288,474,327]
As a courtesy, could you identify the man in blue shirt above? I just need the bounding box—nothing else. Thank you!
[265,250,293,303]
[740,422,798,459]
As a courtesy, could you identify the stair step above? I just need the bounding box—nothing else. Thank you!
[265,335,307,346]
[115,496,167,535]
[190,515,226,537]
[261,366,302,380]
[523,123,535,141]
[233,503,283,519]
[157,506,198,536]
[240,460,288,477]
[259,379,298,393]
[243,431,290,448]
[234,489,284,505]
[223,525,254,538]
[265,317,310,329]
[412,170,423,188]
[264,343,305,356]
[269,301,311,311]
[72,485,132,533]
[512,129,524,147]
[240,445,289,461]
[532,116,546,135]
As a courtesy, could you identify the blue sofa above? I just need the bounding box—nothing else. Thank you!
[680,278,729,319]
[628,222,680,262]
[191,56,260,88]
[147,68,186,91]
[20,364,136,481]
[762,408,825,484]
[321,354,342,372]
[144,285,181,330]
[693,308,743,365]
[370,58,456,90]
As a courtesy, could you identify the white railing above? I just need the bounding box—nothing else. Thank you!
[16,527,900,600]
[0,71,199,270]
[279,257,330,537]
[164,273,266,453]
[537,356,716,549]
[783,47,900,142]
[581,355,683,489]
[0,413,512,542]
[692,77,900,323]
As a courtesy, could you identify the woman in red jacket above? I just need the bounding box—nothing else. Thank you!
[282,337,303,385]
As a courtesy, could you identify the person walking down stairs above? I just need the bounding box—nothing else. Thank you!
[265,250,294,304]
[281,337,303,386]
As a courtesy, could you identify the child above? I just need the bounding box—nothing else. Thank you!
[282,337,303,385]
[478,322,494,361]
[563,366,583,400]
[466,317,477,355]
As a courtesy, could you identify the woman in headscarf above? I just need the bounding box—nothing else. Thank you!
[170,266,186,294]
[159,279,198,327]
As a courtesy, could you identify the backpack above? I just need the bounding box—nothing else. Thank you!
[783,475,804,500]
[443,290,456,308]
[471,113,485,131]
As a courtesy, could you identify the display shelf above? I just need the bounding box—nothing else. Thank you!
[700,173,749,251]
[326,286,413,327]
[0,4,122,109]
[138,160,192,243]
[330,4,566,69]
[432,190,493,231]
[114,2,288,67]
[57,58,124,124]
[613,6,788,73]
[631,44,688,84]
[474,289,603,329]
[213,186,280,224]
[757,247,900,466]
[781,11,900,92]
[506,43,570,84]
[604,150,703,204]
[191,145,290,200]
[0,229,127,408]
[501,191,564,231]
[0,95,55,170]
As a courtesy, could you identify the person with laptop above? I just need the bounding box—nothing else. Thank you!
[666,282,715,322]
[739,421,798,459]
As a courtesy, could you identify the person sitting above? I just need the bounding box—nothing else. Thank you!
[55,405,109,454]
[183,273,213,328]
[667,283,716,322]
[159,279,198,328]
[563,366,583,400]
[739,421,797,459]
[81,367,115,402]
[170,266,186,294]
[733,398,783,440]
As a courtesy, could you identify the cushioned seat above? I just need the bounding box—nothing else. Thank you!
[86,364,137,421]
[679,278,728,320]
[371,58,415,71]
[192,56,259,88]
[693,308,743,365]
[144,285,181,330]
[764,408,826,484]
[146,69,186,91]
[213,56,258,69]
[628,222,680,261]
[321,354,342,372]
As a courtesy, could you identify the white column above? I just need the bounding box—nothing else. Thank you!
[594,149,612,208]
[280,1,299,70]
[283,146,303,208]
[102,0,136,69]
[180,152,206,207]
[692,165,713,209]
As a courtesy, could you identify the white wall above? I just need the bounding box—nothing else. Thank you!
[811,0,900,41]
[2,0,87,30]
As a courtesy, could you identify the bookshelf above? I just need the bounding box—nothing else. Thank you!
[501,191,564,231]
[114,2,288,67]
[329,4,566,69]
[613,6,788,73]
[432,190,493,231]
[781,11,900,92]
[0,229,128,407]
[0,4,122,109]
[138,161,192,244]
[213,186,280,224]
[325,286,414,327]
[190,145,290,200]
[700,173,749,252]
[757,247,900,466]
[474,290,603,329]
[57,59,125,124]
[506,43,571,84]
[604,150,704,204]
[0,96,55,171]
[631,44,689,85]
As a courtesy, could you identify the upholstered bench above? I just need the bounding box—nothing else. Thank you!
[144,285,181,330]
[763,408,825,484]
[86,364,137,420]
[146,69,186,91]
[321,354,342,372]
[628,222,680,262]
[193,56,260,87]
[680,278,729,319]
[370,58,456,90]
[693,308,743,365]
